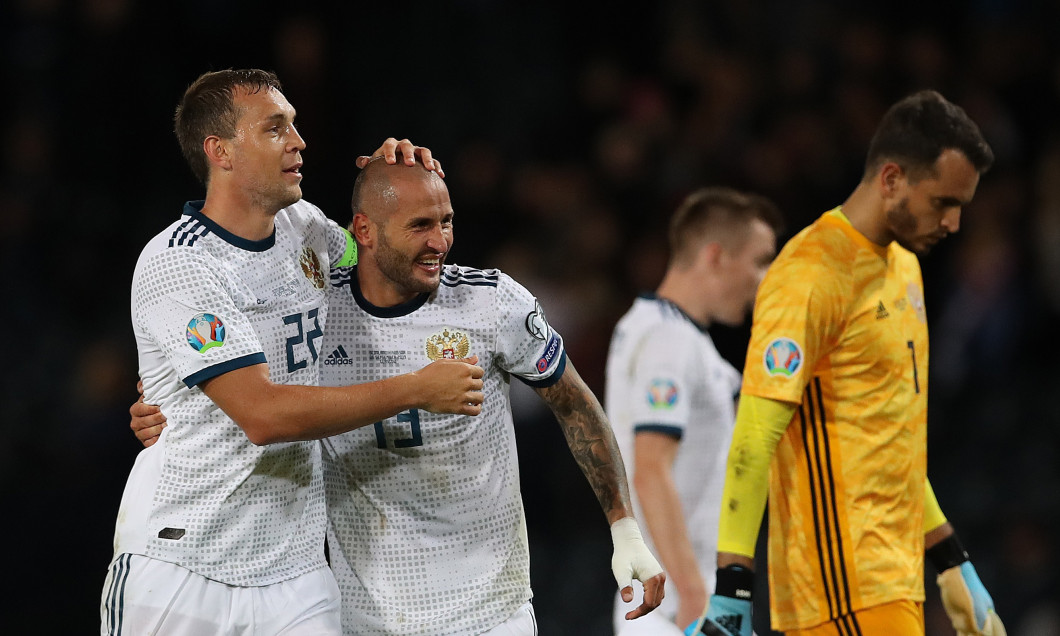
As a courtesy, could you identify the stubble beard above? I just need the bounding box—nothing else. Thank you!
[248,179,301,214]
[886,197,929,254]
[376,231,444,296]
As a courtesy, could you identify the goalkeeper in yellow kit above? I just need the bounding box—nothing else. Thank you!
[687,91,1006,636]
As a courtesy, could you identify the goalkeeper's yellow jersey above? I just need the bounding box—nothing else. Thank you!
[742,208,929,630]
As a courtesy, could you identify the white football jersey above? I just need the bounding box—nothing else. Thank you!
[320,264,566,636]
[117,199,346,586]
[605,295,741,622]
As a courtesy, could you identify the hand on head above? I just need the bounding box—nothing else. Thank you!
[356,138,445,178]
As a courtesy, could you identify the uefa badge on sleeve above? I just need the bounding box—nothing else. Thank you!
[186,313,226,353]
[763,337,802,378]
[647,378,679,410]
[525,300,551,340]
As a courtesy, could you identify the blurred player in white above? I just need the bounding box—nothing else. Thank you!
[105,69,483,635]
[606,188,782,634]
[319,155,665,635]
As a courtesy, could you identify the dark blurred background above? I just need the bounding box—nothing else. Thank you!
[2,0,1058,633]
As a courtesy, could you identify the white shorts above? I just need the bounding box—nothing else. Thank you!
[100,554,341,635]
[481,601,537,636]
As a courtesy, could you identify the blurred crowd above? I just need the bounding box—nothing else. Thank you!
[2,0,1057,633]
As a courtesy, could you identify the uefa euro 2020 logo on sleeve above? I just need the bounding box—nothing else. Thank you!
[186,313,226,353]
[764,337,802,378]
[647,378,679,410]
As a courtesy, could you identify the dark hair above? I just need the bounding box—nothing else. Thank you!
[173,69,283,185]
[668,187,784,264]
[864,90,994,182]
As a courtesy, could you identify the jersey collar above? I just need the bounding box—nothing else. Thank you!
[640,293,710,333]
[347,266,431,318]
[825,207,889,258]
[183,201,276,252]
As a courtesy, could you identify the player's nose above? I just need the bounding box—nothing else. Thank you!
[941,208,961,234]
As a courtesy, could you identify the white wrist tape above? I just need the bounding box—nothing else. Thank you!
[610,517,663,589]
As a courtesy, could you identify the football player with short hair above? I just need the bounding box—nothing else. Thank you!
[131,153,666,635]
[105,68,482,635]
[691,91,1006,636]
[606,187,782,635]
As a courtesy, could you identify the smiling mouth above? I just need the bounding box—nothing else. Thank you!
[416,255,443,271]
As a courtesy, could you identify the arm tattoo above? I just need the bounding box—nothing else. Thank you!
[536,363,632,522]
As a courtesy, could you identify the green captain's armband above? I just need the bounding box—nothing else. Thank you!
[335,228,358,267]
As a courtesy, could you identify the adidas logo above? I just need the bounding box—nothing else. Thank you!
[701,614,743,635]
[323,345,354,366]
[875,301,889,320]
[716,614,742,632]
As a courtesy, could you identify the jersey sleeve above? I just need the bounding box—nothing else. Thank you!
[493,273,567,387]
[303,202,356,268]
[622,322,699,439]
[133,247,266,387]
[716,393,796,557]
[923,477,948,533]
[741,257,847,403]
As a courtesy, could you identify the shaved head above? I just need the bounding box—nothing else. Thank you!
[352,156,444,226]
[348,154,455,305]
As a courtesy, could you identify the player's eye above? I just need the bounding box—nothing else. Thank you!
[933,198,960,211]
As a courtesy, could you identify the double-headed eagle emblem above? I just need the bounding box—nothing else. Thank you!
[300,245,326,289]
[425,328,471,361]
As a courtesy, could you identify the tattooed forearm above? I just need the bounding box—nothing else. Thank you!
[535,362,632,523]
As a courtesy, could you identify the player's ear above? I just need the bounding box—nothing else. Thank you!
[204,136,231,171]
[701,240,724,268]
[879,162,904,198]
[350,212,374,246]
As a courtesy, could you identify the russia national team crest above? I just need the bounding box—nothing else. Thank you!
[647,378,679,410]
[425,328,471,360]
[764,337,802,378]
[300,245,325,289]
[186,313,226,353]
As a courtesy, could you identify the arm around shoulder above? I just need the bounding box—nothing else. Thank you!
[202,357,483,445]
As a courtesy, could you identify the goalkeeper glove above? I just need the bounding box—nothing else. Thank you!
[684,565,753,636]
[928,534,1007,636]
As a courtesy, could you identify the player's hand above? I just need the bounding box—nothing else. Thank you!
[355,138,444,177]
[937,562,1007,636]
[928,532,1006,636]
[610,517,666,620]
[130,380,166,448]
[411,356,483,415]
[684,566,753,636]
